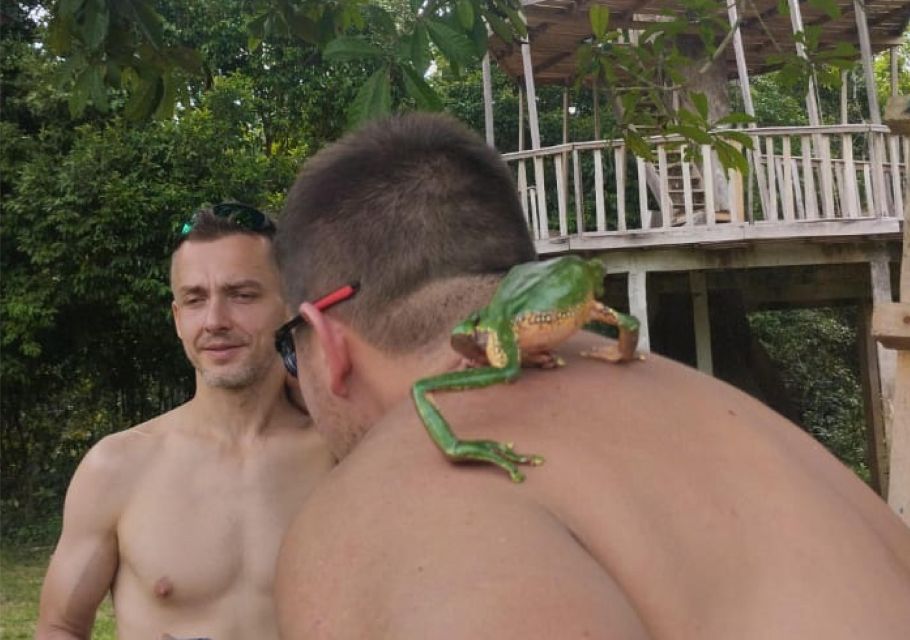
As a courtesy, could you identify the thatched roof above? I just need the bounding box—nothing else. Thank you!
[489,0,909,84]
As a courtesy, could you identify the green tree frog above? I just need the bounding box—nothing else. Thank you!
[411,256,640,482]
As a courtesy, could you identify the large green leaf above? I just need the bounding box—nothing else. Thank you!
[58,0,84,18]
[324,36,385,62]
[124,74,160,121]
[411,23,431,74]
[456,0,475,30]
[153,70,177,120]
[68,68,91,117]
[88,64,107,113]
[425,18,476,66]
[481,8,512,43]
[401,64,443,111]
[498,2,527,38]
[348,65,391,127]
[808,0,840,20]
[82,0,110,50]
[46,15,74,56]
[589,5,609,41]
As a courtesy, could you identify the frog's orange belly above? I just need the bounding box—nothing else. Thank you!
[513,301,592,353]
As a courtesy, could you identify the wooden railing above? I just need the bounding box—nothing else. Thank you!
[502,124,907,243]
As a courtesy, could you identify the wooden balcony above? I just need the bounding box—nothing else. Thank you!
[502,124,907,255]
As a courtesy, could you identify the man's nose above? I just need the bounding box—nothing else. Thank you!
[203,297,232,332]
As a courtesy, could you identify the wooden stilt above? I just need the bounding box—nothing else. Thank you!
[872,152,910,521]
[690,271,713,375]
[482,52,495,147]
[520,29,548,239]
[871,257,897,444]
[727,0,770,218]
[853,0,888,216]
[628,270,651,353]
[859,303,889,497]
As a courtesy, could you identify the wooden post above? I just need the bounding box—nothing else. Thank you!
[871,257,897,443]
[727,0,770,217]
[520,30,548,239]
[873,184,910,524]
[572,149,584,234]
[853,0,888,216]
[787,0,822,126]
[840,71,849,125]
[891,47,899,98]
[482,52,495,147]
[628,270,651,353]
[517,86,529,225]
[859,303,889,496]
[593,76,601,140]
[690,271,713,375]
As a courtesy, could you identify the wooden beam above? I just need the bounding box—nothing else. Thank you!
[872,302,910,350]
[620,0,660,22]
[534,50,574,75]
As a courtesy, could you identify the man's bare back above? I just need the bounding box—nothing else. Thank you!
[278,333,910,639]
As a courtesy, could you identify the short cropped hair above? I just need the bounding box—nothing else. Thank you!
[276,113,536,352]
[174,207,276,250]
[170,207,277,286]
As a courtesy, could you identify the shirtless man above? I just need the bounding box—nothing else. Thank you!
[37,206,334,640]
[273,113,910,639]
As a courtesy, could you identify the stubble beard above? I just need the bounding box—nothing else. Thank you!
[196,350,274,390]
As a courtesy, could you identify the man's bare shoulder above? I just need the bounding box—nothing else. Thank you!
[72,405,186,498]
[277,418,649,639]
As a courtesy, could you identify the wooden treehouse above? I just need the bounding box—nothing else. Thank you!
[478,1,909,518]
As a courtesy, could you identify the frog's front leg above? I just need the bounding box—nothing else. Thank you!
[411,331,544,482]
[582,302,641,363]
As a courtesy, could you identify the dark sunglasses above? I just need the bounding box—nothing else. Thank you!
[180,202,275,235]
[275,282,360,377]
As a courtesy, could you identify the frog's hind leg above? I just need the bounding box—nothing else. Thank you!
[412,329,544,482]
[582,302,641,363]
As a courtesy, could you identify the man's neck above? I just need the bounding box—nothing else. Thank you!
[187,368,289,444]
[355,335,465,418]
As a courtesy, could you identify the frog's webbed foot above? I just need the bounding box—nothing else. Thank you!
[448,439,545,483]
[412,358,544,483]
[522,350,565,369]
[585,302,640,363]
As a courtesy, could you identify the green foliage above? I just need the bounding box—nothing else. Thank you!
[0,11,300,537]
[578,0,756,171]
[748,308,869,482]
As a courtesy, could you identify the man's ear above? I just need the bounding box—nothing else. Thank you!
[299,301,352,397]
[171,300,182,339]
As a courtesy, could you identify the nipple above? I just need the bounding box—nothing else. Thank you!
[154,576,174,598]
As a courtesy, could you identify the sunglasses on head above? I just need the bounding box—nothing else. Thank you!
[275,282,360,377]
[180,202,275,236]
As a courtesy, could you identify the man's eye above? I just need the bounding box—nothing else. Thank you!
[184,297,203,306]
[233,291,258,301]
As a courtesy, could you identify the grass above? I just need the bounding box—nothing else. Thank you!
[0,544,115,639]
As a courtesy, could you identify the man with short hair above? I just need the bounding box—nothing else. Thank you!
[37,205,333,640]
[274,113,910,639]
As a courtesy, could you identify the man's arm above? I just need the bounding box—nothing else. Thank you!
[36,439,125,639]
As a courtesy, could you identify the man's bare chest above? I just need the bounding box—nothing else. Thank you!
[115,456,303,605]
